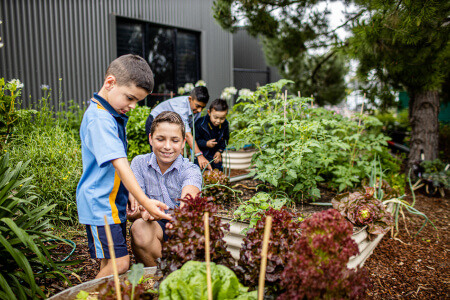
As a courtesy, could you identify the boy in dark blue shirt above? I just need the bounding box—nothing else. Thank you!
[194,98,229,171]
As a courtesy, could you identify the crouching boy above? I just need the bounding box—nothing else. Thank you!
[194,98,230,171]
[76,54,171,279]
[127,111,202,267]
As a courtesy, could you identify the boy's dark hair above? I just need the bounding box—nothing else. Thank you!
[209,98,228,112]
[105,54,154,93]
[190,86,209,104]
[150,111,186,139]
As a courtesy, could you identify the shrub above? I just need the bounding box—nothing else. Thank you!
[159,194,236,279]
[278,209,369,299]
[0,153,70,299]
[230,79,396,201]
[5,125,82,225]
[127,104,152,159]
[235,208,302,296]
[0,78,23,147]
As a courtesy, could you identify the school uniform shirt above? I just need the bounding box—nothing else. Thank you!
[195,115,230,162]
[76,93,129,226]
[130,153,202,209]
[150,96,200,133]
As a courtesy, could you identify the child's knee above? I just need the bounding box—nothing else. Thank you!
[131,219,156,246]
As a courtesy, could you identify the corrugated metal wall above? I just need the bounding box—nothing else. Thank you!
[0,0,232,109]
[233,28,281,91]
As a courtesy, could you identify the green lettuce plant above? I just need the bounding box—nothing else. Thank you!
[159,261,256,300]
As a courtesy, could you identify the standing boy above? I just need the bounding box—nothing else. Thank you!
[144,86,212,170]
[128,111,202,267]
[76,54,171,279]
[194,98,230,171]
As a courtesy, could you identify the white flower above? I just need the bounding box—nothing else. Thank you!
[8,79,24,90]
[40,84,50,91]
[239,88,253,97]
[221,86,238,100]
[195,80,206,87]
[184,83,194,93]
[178,87,185,95]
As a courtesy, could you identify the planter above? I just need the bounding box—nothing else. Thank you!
[223,149,258,170]
[48,267,157,300]
[221,203,394,269]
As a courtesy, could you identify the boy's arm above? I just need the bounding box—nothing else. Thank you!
[194,121,208,149]
[186,132,212,170]
[112,157,172,220]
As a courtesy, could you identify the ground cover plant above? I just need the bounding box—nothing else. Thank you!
[230,79,398,201]
[0,153,74,299]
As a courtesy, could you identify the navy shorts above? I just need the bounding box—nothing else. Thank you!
[86,222,128,259]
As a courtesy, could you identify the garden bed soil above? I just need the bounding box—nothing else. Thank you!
[43,180,449,299]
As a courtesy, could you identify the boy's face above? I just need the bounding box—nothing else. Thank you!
[208,109,228,127]
[149,122,185,168]
[188,96,207,114]
[104,76,149,114]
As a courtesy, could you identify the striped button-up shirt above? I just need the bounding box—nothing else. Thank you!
[130,153,202,208]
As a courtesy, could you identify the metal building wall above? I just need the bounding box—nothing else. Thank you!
[233,28,281,91]
[0,0,233,109]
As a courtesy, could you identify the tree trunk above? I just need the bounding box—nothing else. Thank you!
[408,90,440,171]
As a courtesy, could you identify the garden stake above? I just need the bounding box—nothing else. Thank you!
[204,212,213,300]
[192,113,195,163]
[103,215,122,300]
[258,215,273,300]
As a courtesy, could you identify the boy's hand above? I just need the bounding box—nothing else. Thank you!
[198,155,212,170]
[213,151,222,163]
[127,196,141,220]
[140,207,155,222]
[206,139,217,148]
[142,199,172,221]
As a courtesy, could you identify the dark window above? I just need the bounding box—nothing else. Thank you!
[116,17,201,107]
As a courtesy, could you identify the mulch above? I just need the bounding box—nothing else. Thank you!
[43,178,449,299]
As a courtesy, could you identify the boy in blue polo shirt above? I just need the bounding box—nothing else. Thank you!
[76,54,171,279]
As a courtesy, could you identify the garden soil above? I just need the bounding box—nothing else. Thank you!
[43,181,449,299]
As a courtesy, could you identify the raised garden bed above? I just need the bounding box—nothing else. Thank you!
[48,267,158,300]
[221,202,394,269]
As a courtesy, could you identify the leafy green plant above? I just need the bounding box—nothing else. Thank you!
[235,208,301,296]
[233,192,289,233]
[0,78,23,146]
[127,104,152,159]
[5,125,82,225]
[229,79,395,200]
[0,153,71,299]
[159,261,256,300]
[279,209,369,299]
[420,159,450,190]
[159,194,236,279]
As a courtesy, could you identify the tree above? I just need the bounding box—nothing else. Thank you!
[213,0,352,105]
[348,0,450,168]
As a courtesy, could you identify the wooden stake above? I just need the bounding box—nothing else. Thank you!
[358,94,365,127]
[258,216,273,300]
[103,215,122,300]
[170,91,174,98]
[298,91,301,98]
[204,212,213,300]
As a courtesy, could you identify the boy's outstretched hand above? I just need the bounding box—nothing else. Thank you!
[213,151,222,163]
[142,199,172,221]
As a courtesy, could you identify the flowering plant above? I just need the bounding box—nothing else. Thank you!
[220,86,237,100]
[0,78,23,143]
[178,80,206,95]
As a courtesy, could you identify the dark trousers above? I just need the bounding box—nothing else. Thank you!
[145,114,154,151]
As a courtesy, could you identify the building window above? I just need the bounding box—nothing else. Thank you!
[116,17,201,106]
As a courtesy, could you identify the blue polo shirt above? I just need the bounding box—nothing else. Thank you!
[76,93,129,226]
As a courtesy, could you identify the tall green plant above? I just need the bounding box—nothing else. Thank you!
[0,153,71,299]
[127,104,152,159]
[0,78,23,146]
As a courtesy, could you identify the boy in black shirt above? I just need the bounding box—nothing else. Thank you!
[194,99,229,171]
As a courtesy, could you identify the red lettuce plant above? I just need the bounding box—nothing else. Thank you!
[235,207,302,296]
[202,169,232,204]
[159,194,236,278]
[332,185,394,236]
[278,209,369,300]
